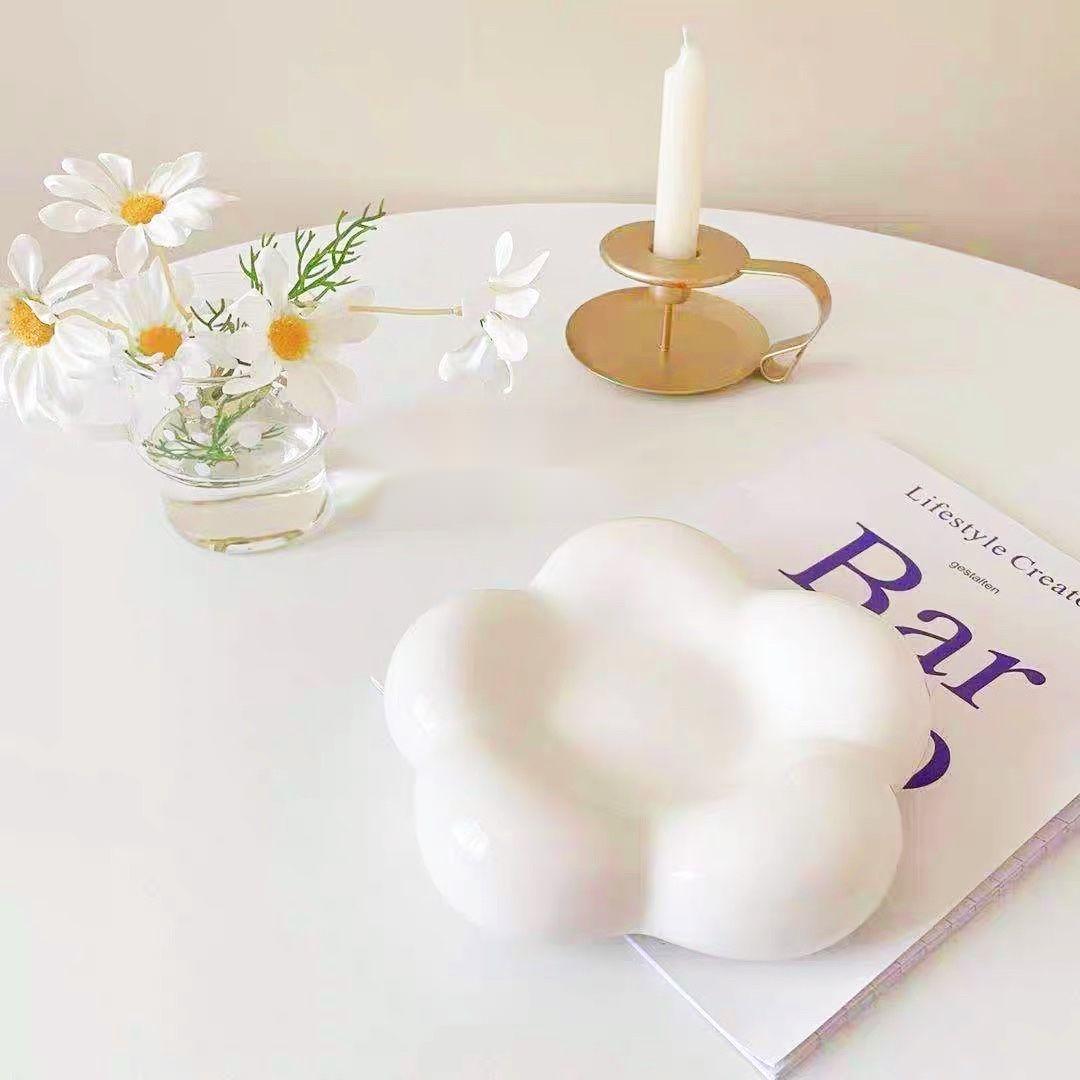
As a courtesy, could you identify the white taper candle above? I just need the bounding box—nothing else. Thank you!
[653,27,707,260]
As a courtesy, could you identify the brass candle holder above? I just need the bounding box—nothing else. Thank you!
[566,221,832,394]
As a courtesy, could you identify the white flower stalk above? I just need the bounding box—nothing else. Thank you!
[0,235,112,425]
[227,247,376,427]
[439,231,549,393]
[39,152,236,278]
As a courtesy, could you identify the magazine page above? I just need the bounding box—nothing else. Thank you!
[634,435,1080,1069]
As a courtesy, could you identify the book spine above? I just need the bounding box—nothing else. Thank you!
[775,793,1080,1076]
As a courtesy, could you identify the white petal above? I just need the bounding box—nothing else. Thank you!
[282,364,336,426]
[39,201,112,233]
[0,339,20,389]
[43,174,115,212]
[163,196,212,231]
[494,231,513,275]
[145,214,190,248]
[41,254,112,305]
[142,258,173,316]
[438,332,488,382]
[484,313,528,364]
[97,153,135,193]
[36,347,83,418]
[151,359,184,396]
[169,186,232,213]
[144,160,175,196]
[116,227,150,278]
[336,285,373,310]
[317,358,360,402]
[492,287,539,319]
[230,328,265,368]
[53,319,111,368]
[171,265,195,310]
[317,309,376,346]
[8,234,43,293]
[305,287,373,346]
[96,277,142,332]
[491,250,550,291]
[160,152,206,197]
[190,330,234,371]
[173,339,212,378]
[7,349,40,423]
[38,202,89,233]
[229,290,271,328]
[222,351,279,396]
[28,362,64,425]
[79,207,118,230]
[257,248,292,308]
[309,286,359,332]
[247,354,282,389]
[61,158,124,198]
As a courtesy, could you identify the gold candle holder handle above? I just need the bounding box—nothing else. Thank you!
[565,221,832,395]
[741,258,832,383]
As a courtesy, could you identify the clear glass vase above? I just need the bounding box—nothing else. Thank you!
[123,360,332,553]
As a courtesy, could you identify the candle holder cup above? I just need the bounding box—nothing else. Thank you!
[566,221,831,394]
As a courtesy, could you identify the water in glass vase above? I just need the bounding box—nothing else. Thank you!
[138,387,331,554]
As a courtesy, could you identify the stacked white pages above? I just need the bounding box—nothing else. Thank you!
[632,436,1080,1076]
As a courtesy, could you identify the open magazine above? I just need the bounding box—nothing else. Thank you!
[633,435,1080,1076]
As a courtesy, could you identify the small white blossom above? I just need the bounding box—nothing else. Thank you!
[96,259,195,367]
[439,231,549,393]
[39,152,236,278]
[0,234,112,425]
[226,247,375,427]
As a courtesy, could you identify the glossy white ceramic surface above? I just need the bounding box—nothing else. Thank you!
[385,518,931,960]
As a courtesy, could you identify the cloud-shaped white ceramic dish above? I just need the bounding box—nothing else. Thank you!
[385,519,931,960]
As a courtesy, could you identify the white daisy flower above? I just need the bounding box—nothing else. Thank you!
[39,152,236,278]
[439,231,549,393]
[103,266,248,438]
[0,234,111,425]
[226,247,376,427]
[97,259,195,367]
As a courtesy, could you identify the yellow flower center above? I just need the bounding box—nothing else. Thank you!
[267,314,311,361]
[120,192,166,226]
[9,299,54,347]
[139,324,183,359]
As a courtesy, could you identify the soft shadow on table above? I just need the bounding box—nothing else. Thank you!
[319,448,724,544]
[781,353,858,384]
[321,460,656,541]
[323,448,386,530]
[318,346,858,542]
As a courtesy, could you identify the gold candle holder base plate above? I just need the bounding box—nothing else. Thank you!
[566,287,769,395]
[566,221,832,395]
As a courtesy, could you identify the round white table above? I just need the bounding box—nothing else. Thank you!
[3,204,1078,1079]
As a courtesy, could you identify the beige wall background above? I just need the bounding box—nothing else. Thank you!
[5,1,1078,284]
